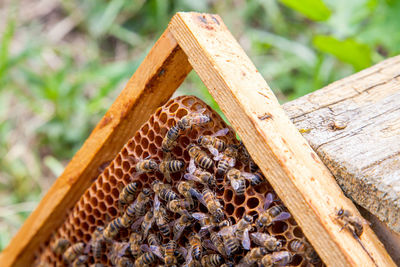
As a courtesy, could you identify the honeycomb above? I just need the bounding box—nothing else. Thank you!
[34,95,323,266]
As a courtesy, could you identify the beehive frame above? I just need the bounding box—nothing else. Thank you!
[1,12,394,266]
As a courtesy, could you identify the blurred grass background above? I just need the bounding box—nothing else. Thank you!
[1,0,399,250]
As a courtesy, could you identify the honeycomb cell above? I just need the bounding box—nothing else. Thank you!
[246,197,259,209]
[34,96,320,267]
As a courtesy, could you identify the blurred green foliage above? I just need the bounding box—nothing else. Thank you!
[0,0,399,250]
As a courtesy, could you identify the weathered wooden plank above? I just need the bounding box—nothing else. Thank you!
[169,12,394,267]
[0,30,192,266]
[283,56,400,235]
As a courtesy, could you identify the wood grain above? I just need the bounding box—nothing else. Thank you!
[0,29,192,266]
[283,56,400,234]
[169,12,394,266]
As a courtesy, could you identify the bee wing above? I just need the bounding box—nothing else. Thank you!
[242,229,251,250]
[191,212,207,221]
[212,127,229,137]
[202,239,219,252]
[207,145,219,158]
[213,154,223,161]
[184,173,200,183]
[83,241,92,254]
[250,232,266,246]
[154,194,160,211]
[228,158,236,167]
[241,172,255,181]
[218,225,235,236]
[188,158,196,174]
[189,189,207,207]
[263,193,275,210]
[230,179,240,191]
[131,216,145,230]
[149,245,164,260]
[115,242,130,257]
[272,212,291,222]
[184,246,193,266]
[194,108,207,114]
[173,226,186,241]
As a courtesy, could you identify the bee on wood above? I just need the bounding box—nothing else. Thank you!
[172,213,194,240]
[250,232,282,252]
[238,247,268,267]
[104,217,126,241]
[154,195,171,237]
[72,255,88,267]
[52,238,70,256]
[119,182,138,208]
[63,242,85,263]
[188,144,214,170]
[261,251,293,266]
[162,124,181,153]
[201,254,224,267]
[226,168,246,195]
[215,145,238,175]
[129,232,142,258]
[197,128,229,157]
[335,207,369,237]
[159,158,184,182]
[188,232,203,261]
[191,188,224,222]
[256,193,291,228]
[152,180,178,202]
[184,167,216,188]
[177,108,211,130]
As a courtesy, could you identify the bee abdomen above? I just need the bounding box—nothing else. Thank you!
[197,156,213,169]
[160,189,178,201]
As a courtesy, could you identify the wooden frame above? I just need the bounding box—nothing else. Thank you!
[1,12,394,266]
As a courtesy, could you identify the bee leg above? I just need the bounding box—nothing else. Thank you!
[339,222,349,232]
[165,172,171,183]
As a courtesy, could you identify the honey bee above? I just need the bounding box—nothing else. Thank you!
[241,170,265,186]
[159,159,184,182]
[238,247,268,267]
[63,242,85,263]
[256,193,291,228]
[154,195,171,237]
[147,233,161,247]
[196,188,224,222]
[152,180,178,202]
[135,158,158,174]
[261,251,293,266]
[218,225,240,257]
[335,207,369,237]
[219,215,253,250]
[192,212,230,233]
[104,217,126,241]
[164,240,178,266]
[134,251,157,267]
[188,233,202,261]
[162,124,181,153]
[86,227,105,261]
[172,213,194,240]
[125,188,151,223]
[202,231,227,258]
[177,108,211,130]
[215,145,238,175]
[119,182,138,208]
[129,232,142,258]
[52,238,70,256]
[72,255,88,267]
[177,181,196,208]
[167,199,193,215]
[188,144,214,170]
[197,128,229,157]
[184,167,216,188]
[250,232,282,251]
[289,239,320,263]
[238,141,258,172]
[89,264,104,267]
[201,254,224,267]
[140,211,155,239]
[226,168,246,195]
[183,246,198,267]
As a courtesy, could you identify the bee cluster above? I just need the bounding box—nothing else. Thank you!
[35,96,323,267]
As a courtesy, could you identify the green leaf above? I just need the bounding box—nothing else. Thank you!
[279,0,331,21]
[313,35,372,71]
